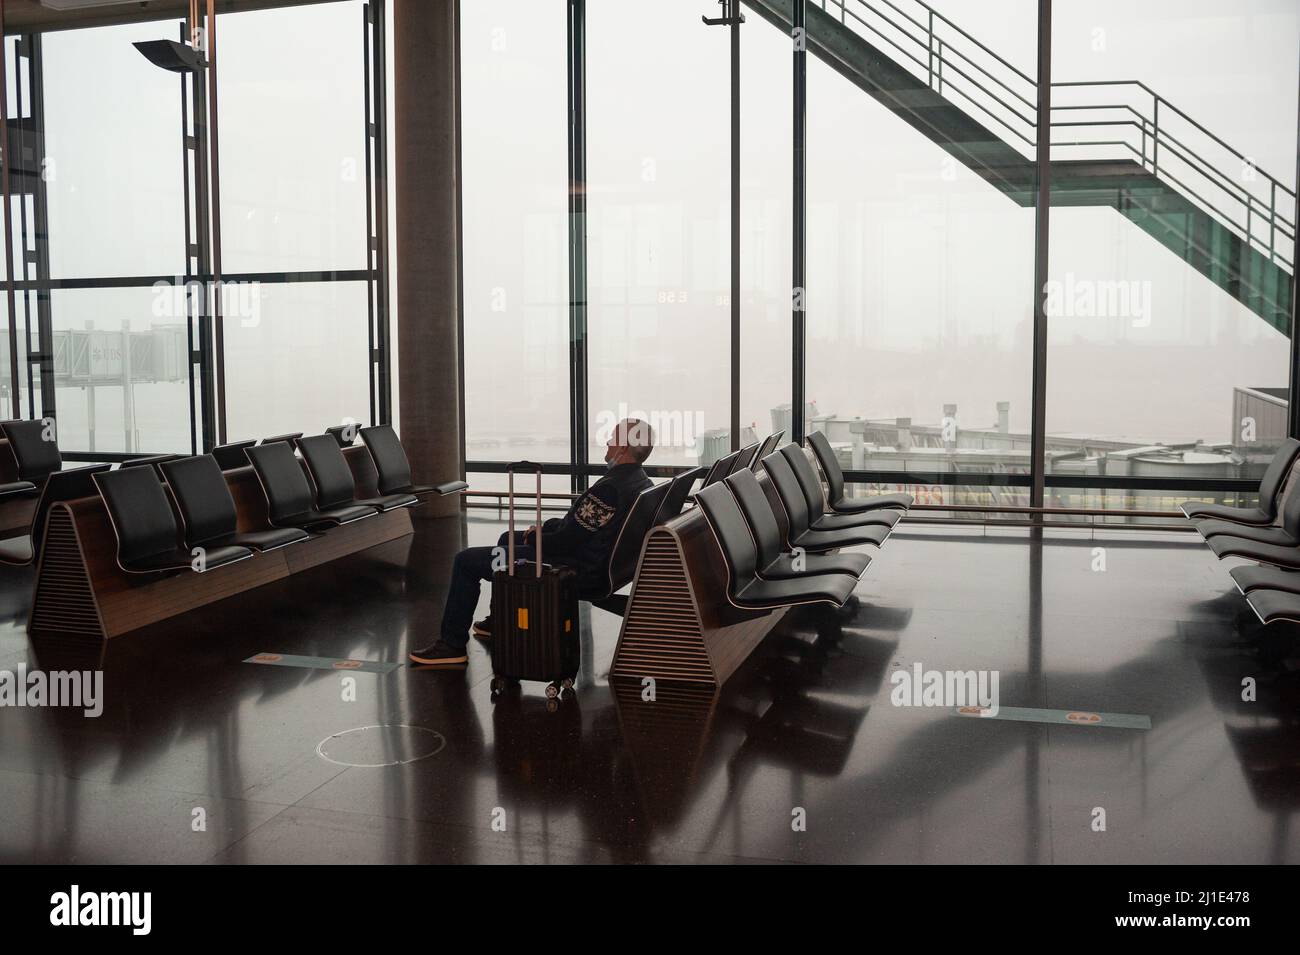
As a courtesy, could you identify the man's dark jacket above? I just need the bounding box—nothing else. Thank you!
[538,462,652,596]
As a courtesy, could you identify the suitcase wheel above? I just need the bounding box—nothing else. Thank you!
[544,676,577,702]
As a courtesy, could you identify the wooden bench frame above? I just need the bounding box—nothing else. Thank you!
[610,476,793,687]
[26,446,414,640]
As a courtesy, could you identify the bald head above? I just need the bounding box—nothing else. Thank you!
[605,417,653,466]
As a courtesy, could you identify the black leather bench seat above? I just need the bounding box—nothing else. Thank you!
[1244,588,1300,626]
[807,430,915,512]
[1194,519,1294,546]
[1229,565,1300,596]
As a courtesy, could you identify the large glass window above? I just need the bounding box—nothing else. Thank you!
[585,0,730,470]
[42,22,185,280]
[222,281,371,441]
[36,20,190,452]
[216,1,376,440]
[1046,0,1298,514]
[460,0,570,466]
[804,0,1038,506]
[48,287,191,454]
[217,2,369,274]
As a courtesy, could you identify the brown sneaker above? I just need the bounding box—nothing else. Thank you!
[408,640,468,666]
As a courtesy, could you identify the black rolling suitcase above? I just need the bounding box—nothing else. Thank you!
[489,462,580,700]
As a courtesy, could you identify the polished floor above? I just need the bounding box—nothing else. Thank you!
[1,513,1297,864]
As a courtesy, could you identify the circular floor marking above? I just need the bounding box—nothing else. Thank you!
[315,724,447,768]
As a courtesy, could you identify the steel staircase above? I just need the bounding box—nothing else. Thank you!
[743,0,1295,335]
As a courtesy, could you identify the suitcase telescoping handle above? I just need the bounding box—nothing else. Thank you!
[505,461,543,578]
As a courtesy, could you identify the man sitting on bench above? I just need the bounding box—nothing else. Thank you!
[410,418,654,665]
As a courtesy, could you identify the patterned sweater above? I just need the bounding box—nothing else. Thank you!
[539,462,652,595]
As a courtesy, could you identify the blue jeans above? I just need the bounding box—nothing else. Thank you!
[440,531,534,648]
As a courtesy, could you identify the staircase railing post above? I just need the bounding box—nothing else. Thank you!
[1269,180,1276,262]
[928,10,934,90]
[1152,95,1160,176]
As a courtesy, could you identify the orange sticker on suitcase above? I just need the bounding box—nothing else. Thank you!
[565,619,571,633]
[517,608,529,630]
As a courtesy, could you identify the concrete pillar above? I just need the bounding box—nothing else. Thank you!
[895,417,912,451]
[849,419,865,471]
[393,0,461,519]
[943,402,957,450]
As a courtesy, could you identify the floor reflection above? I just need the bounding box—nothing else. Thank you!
[0,518,1296,863]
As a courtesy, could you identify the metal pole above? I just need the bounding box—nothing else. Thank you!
[1029,0,1051,511]
[0,1,22,418]
[362,0,394,429]
[363,2,377,426]
[730,5,741,451]
[1152,96,1159,173]
[1028,8,1050,815]
[792,0,807,444]
[189,10,217,452]
[180,20,197,455]
[120,320,135,451]
[13,36,30,408]
[205,0,227,445]
[567,0,589,493]
[451,0,463,473]
[25,33,54,420]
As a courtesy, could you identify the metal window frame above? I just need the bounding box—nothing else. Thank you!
[567,0,589,495]
[1029,0,1050,511]
[463,457,1255,494]
[5,31,56,421]
[0,0,395,457]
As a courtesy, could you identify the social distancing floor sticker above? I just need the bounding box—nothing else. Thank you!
[244,652,402,674]
[955,705,1151,730]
